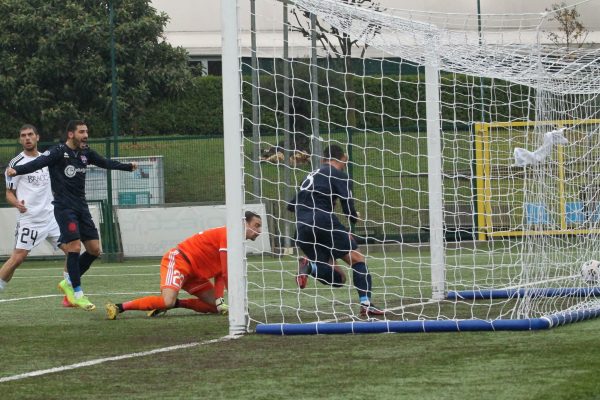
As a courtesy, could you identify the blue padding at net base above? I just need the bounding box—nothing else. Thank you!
[255,306,600,335]
[256,288,600,335]
[447,287,600,300]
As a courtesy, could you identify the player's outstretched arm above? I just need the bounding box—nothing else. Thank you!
[88,150,137,172]
[8,150,56,176]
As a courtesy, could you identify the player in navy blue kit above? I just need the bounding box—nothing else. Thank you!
[6,120,137,311]
[288,144,384,316]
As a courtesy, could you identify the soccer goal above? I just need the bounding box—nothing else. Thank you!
[221,0,600,335]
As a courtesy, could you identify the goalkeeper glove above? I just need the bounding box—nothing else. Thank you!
[215,297,229,315]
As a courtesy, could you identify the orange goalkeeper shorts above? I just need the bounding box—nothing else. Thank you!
[160,248,212,294]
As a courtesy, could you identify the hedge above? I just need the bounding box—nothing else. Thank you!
[0,70,536,138]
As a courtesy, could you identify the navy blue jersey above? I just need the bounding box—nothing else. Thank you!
[13,143,133,209]
[289,163,358,224]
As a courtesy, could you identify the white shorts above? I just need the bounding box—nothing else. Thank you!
[14,218,61,251]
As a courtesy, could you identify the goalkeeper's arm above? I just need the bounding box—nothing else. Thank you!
[213,250,229,314]
[213,274,229,315]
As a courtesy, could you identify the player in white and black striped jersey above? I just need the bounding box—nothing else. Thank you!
[0,124,68,301]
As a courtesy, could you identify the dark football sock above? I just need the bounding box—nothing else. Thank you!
[352,262,371,300]
[78,251,98,276]
[66,252,81,289]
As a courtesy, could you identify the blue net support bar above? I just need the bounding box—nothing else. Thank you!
[447,287,600,300]
[256,306,600,335]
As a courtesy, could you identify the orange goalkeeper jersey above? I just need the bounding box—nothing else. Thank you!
[176,226,228,295]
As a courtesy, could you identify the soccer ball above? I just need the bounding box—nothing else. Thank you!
[580,260,600,284]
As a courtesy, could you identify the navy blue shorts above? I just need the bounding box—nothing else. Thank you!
[54,206,99,244]
[295,216,357,263]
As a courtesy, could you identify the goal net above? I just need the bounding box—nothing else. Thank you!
[230,0,600,334]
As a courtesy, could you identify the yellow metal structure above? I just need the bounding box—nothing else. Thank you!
[474,119,600,240]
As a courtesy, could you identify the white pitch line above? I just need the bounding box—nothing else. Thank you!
[15,264,160,272]
[0,291,160,303]
[0,294,59,303]
[0,335,238,383]
[12,273,157,279]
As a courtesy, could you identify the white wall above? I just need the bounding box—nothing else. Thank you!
[0,205,101,258]
[116,204,271,257]
[1,204,271,258]
[152,0,600,57]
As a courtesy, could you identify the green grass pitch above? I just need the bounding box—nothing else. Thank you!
[1,257,600,399]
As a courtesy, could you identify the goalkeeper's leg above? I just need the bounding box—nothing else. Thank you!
[106,251,187,319]
[122,289,178,311]
[176,298,217,313]
[127,289,178,309]
[178,280,218,313]
[106,289,178,320]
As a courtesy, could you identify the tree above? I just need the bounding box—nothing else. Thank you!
[290,0,383,128]
[290,0,382,59]
[545,2,589,48]
[0,0,193,138]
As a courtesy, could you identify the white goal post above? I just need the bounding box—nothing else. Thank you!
[222,0,600,335]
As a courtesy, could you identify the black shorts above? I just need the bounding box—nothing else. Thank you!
[54,206,99,244]
[295,216,357,263]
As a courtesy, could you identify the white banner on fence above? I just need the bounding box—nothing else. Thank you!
[0,205,101,258]
[116,204,271,257]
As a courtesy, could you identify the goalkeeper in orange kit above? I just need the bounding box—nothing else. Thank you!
[105,211,262,319]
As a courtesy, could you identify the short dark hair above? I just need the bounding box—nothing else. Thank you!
[63,120,86,142]
[245,210,261,222]
[323,144,346,160]
[66,119,86,133]
[19,124,38,136]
